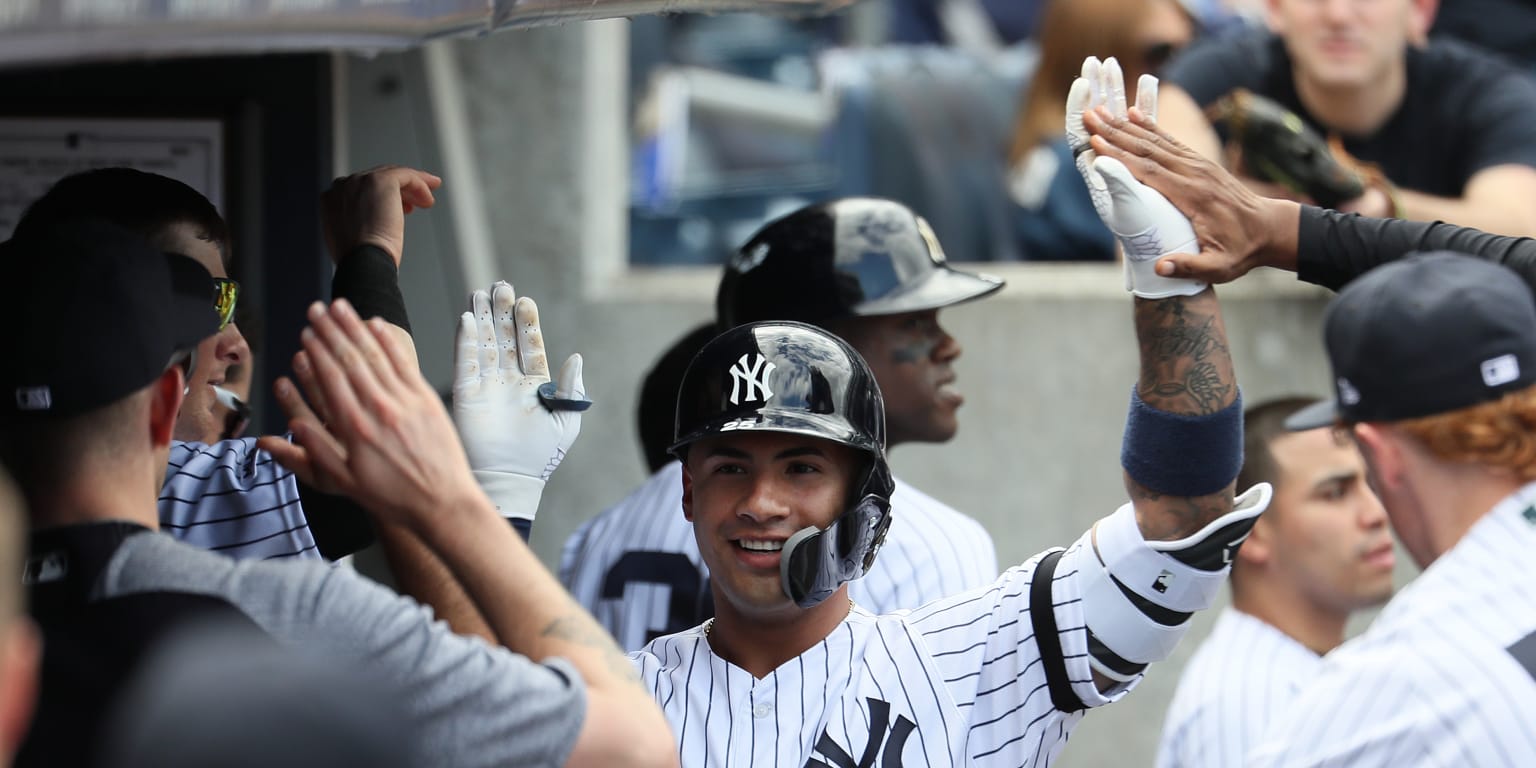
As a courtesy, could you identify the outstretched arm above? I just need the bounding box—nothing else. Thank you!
[260,165,501,642]
[283,299,675,768]
[1064,59,1269,696]
[1083,106,1536,292]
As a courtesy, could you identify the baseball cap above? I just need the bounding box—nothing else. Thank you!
[1286,252,1536,431]
[0,218,219,421]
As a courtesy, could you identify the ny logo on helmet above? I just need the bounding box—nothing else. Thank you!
[728,354,776,405]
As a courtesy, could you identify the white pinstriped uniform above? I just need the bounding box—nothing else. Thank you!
[631,540,1126,767]
[1249,481,1536,767]
[560,460,999,651]
[158,438,320,561]
[1155,609,1321,768]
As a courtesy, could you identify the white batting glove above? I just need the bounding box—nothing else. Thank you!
[452,281,585,526]
[1067,57,1205,299]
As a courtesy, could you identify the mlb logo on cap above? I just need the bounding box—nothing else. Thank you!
[14,387,52,412]
[1482,354,1521,388]
[1288,252,1536,431]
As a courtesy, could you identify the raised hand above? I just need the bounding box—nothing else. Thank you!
[272,299,486,529]
[321,165,442,266]
[1084,101,1301,284]
[1067,57,1205,299]
[452,281,585,528]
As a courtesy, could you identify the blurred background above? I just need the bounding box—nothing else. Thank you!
[0,0,1416,763]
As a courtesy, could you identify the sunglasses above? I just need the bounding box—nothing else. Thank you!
[213,277,240,331]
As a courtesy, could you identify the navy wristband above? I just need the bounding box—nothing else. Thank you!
[331,244,411,333]
[1121,385,1243,497]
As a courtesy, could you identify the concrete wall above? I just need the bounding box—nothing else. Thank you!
[342,27,1345,767]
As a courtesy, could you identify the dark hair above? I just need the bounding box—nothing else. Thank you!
[638,322,720,473]
[16,168,230,266]
[0,392,146,501]
[1238,396,1326,494]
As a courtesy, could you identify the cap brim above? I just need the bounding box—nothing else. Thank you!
[163,253,221,349]
[856,266,1005,316]
[1284,399,1340,432]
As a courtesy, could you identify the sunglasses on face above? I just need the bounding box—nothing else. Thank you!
[212,278,240,331]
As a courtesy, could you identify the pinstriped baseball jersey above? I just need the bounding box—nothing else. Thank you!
[1155,609,1321,768]
[561,460,999,651]
[631,540,1128,767]
[1249,482,1536,767]
[159,438,319,561]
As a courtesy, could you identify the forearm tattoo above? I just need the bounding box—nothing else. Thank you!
[1135,297,1236,416]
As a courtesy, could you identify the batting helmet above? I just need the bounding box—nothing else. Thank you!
[717,198,1005,329]
[670,321,895,608]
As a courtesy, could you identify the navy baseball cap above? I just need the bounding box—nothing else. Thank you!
[1286,252,1536,431]
[0,219,219,421]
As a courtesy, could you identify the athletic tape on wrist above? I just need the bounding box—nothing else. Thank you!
[332,244,411,333]
[1077,483,1272,668]
[1121,386,1242,497]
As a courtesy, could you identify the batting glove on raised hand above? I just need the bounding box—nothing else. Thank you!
[1067,56,1206,299]
[452,281,584,529]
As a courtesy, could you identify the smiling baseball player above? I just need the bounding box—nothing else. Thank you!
[628,58,1272,767]
[560,196,1002,650]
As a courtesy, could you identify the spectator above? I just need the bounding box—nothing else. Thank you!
[1006,0,1195,260]
[1155,0,1536,237]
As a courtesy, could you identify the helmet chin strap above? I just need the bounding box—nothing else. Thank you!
[779,495,892,608]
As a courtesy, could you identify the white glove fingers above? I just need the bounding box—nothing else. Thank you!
[472,288,499,378]
[514,296,550,378]
[451,311,481,399]
[555,353,585,400]
[1081,57,1102,101]
[1066,76,1094,148]
[1136,74,1159,122]
[1102,57,1128,119]
[492,281,520,374]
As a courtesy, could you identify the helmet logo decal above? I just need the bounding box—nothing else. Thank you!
[732,242,770,273]
[915,217,948,265]
[728,354,776,405]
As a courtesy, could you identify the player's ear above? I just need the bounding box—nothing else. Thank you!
[1262,0,1286,33]
[681,464,695,523]
[1407,0,1438,45]
[1236,515,1273,567]
[1352,423,1404,495]
[148,367,186,448]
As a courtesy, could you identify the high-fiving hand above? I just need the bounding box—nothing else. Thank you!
[452,282,585,528]
[1067,57,1206,299]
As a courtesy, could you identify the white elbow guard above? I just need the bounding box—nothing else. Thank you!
[1077,482,1272,681]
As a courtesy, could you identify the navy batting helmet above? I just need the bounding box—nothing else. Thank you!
[670,321,894,608]
[717,198,1005,330]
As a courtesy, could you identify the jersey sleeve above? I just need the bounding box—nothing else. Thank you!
[107,533,589,768]
[159,438,318,560]
[1297,206,1536,293]
[905,540,1116,760]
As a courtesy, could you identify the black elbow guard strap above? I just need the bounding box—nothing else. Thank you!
[331,244,410,333]
[1120,385,1243,496]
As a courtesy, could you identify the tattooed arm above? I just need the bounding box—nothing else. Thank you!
[1127,291,1238,540]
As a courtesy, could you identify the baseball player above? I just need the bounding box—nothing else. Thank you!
[1243,254,1536,766]
[628,58,1273,766]
[561,197,1004,650]
[14,167,430,562]
[1156,397,1394,768]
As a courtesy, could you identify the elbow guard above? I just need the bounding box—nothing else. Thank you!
[1076,482,1272,682]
